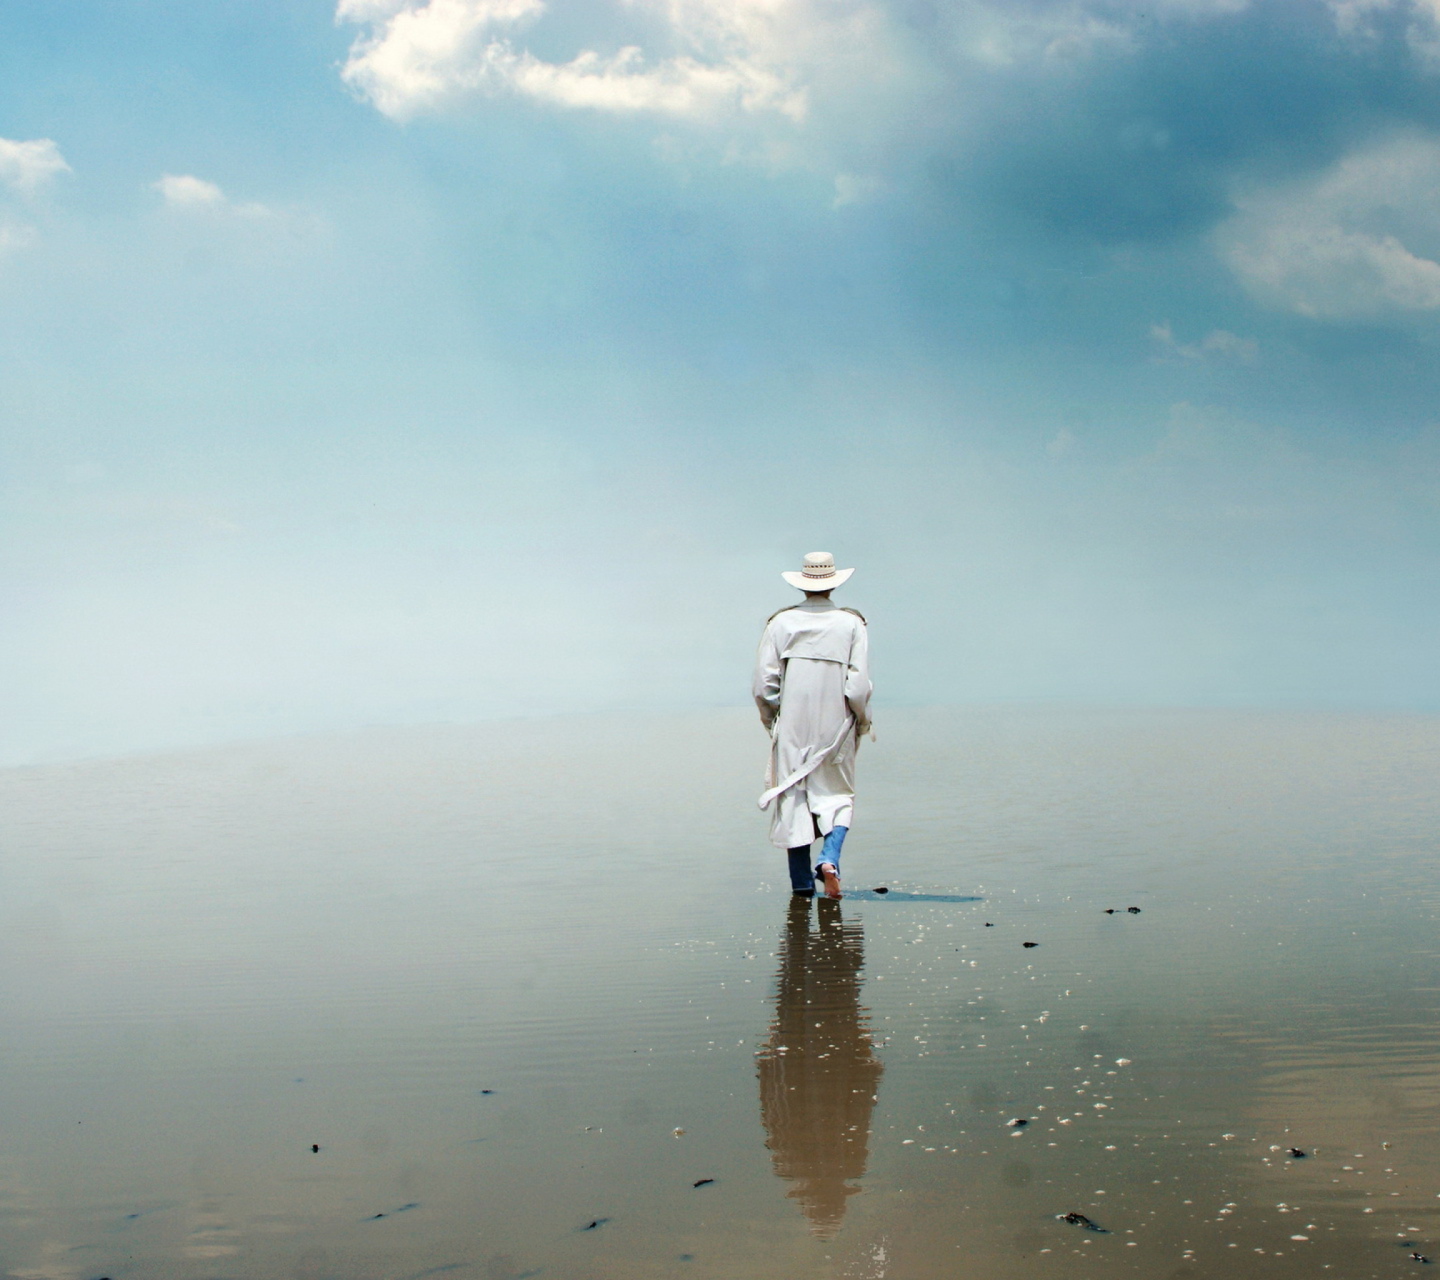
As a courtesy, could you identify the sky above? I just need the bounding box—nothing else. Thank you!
[5,0,1440,763]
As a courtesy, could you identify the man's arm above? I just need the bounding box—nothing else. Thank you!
[845,619,873,734]
[752,623,783,730]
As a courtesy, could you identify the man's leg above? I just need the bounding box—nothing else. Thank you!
[787,846,816,895]
[817,825,847,899]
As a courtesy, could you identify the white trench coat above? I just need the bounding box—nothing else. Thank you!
[753,597,873,850]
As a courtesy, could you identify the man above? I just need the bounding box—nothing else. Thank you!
[754,552,873,899]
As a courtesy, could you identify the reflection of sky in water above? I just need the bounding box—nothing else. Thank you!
[0,707,1438,1278]
[758,899,881,1235]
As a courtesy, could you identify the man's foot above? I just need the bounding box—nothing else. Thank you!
[818,863,842,900]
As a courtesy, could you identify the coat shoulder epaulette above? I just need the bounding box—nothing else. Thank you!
[766,603,867,625]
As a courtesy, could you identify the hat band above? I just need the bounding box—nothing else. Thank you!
[801,569,836,578]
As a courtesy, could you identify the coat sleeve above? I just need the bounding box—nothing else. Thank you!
[845,619,872,731]
[753,621,784,730]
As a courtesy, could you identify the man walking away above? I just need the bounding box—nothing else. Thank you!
[754,553,873,899]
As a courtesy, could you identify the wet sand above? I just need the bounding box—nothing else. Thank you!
[1,706,1439,1279]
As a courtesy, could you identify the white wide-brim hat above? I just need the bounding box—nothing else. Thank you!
[782,551,854,591]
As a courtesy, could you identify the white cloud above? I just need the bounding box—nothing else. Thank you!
[1325,0,1392,35]
[1227,225,1440,317]
[510,46,800,118]
[155,174,226,208]
[1408,0,1440,60]
[1149,321,1258,362]
[336,0,413,17]
[333,0,1254,125]
[954,0,1248,67]
[154,174,271,218]
[336,0,543,118]
[337,0,814,122]
[1324,0,1440,61]
[0,137,71,195]
[1217,134,1440,319]
[958,7,1131,65]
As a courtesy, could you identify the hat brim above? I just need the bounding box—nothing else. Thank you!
[782,567,854,591]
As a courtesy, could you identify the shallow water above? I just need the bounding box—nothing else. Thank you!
[2,706,1440,1279]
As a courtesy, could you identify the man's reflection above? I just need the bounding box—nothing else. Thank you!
[757,898,883,1237]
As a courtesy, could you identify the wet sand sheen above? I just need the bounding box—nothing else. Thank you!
[0,707,1438,1278]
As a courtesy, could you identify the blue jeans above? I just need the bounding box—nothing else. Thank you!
[786,826,847,894]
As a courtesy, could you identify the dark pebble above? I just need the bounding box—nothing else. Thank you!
[367,1203,417,1220]
[1007,1118,1028,1128]
[1022,941,1038,948]
[1127,907,1141,914]
[873,887,889,894]
[1413,1254,1432,1264]
[480,1089,495,1095]
[1104,909,1116,914]
[693,1178,715,1187]
[1287,1147,1306,1158]
[984,922,994,927]
[581,1218,609,1231]
[1059,1212,1107,1232]
[311,1144,320,1153]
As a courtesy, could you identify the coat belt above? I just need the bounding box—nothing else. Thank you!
[757,715,856,811]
